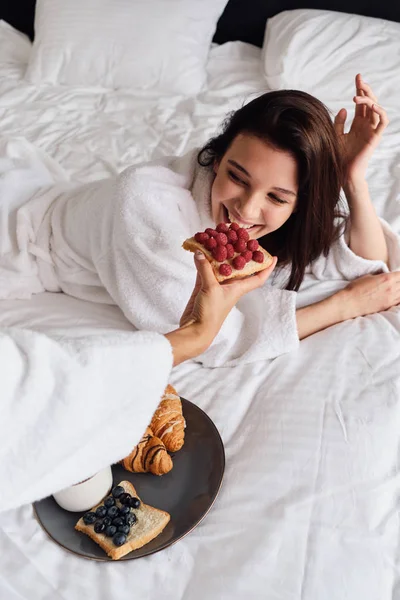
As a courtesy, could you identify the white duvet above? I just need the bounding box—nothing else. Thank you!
[0,20,400,600]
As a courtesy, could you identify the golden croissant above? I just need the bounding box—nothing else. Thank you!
[121,427,173,476]
[150,384,186,452]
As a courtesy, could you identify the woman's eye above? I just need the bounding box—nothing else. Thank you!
[269,193,286,205]
[228,170,246,185]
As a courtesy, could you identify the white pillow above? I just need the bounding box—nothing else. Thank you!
[0,20,31,67]
[25,0,229,95]
[262,9,400,102]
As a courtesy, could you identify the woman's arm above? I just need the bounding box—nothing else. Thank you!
[296,271,400,339]
[334,74,389,264]
[344,179,388,264]
[296,294,347,339]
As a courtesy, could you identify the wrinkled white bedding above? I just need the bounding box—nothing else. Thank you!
[0,21,400,600]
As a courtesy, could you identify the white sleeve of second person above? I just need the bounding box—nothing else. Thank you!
[0,327,173,512]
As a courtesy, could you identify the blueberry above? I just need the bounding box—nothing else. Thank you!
[119,505,130,516]
[112,517,124,527]
[83,512,97,525]
[111,485,125,499]
[103,517,112,526]
[104,496,115,508]
[95,505,107,518]
[105,525,117,537]
[125,513,137,526]
[129,496,141,509]
[112,532,127,547]
[119,493,131,505]
[106,506,119,518]
[118,524,130,535]
[94,520,106,534]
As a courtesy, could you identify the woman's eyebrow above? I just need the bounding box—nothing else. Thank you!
[227,159,250,176]
[272,186,297,198]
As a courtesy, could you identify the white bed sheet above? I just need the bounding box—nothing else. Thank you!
[0,23,400,600]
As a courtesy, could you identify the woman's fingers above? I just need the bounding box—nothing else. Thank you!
[353,96,389,134]
[357,74,379,103]
[355,74,380,125]
[355,74,366,118]
[359,76,379,126]
[193,250,217,290]
[372,103,390,135]
[334,108,347,136]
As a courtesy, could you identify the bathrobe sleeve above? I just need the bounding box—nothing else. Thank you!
[310,218,400,281]
[0,327,173,512]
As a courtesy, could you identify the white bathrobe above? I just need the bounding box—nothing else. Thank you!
[2,142,399,367]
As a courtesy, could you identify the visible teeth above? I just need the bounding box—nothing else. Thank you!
[228,210,253,229]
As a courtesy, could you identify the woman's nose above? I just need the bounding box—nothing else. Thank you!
[238,191,263,220]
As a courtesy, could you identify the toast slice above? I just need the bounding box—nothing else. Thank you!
[183,224,273,282]
[75,480,170,560]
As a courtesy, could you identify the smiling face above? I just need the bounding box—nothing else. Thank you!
[211,133,299,239]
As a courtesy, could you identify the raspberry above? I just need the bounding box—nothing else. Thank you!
[205,228,218,238]
[215,232,228,246]
[204,237,217,250]
[219,263,232,277]
[237,228,250,242]
[252,250,264,263]
[212,245,228,262]
[233,239,247,253]
[247,239,259,251]
[232,256,246,270]
[216,222,229,233]
[241,250,253,263]
[229,222,240,231]
[227,230,238,243]
[194,232,210,243]
[226,243,235,259]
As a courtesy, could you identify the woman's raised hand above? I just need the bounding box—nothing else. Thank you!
[334,74,389,185]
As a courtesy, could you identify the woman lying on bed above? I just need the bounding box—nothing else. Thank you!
[3,74,400,367]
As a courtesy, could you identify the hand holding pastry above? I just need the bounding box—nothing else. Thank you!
[165,243,276,366]
[163,224,276,366]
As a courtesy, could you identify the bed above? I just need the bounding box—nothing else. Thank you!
[0,1,399,598]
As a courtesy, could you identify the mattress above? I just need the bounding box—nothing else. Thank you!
[0,20,400,600]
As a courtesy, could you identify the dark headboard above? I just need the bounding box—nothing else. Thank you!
[214,0,400,47]
[2,0,400,48]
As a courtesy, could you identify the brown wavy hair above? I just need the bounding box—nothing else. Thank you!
[198,90,347,291]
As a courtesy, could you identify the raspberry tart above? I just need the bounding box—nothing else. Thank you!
[183,222,273,282]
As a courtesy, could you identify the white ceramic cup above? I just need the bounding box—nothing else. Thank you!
[53,466,113,512]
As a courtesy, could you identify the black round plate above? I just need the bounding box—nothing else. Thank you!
[33,398,225,561]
